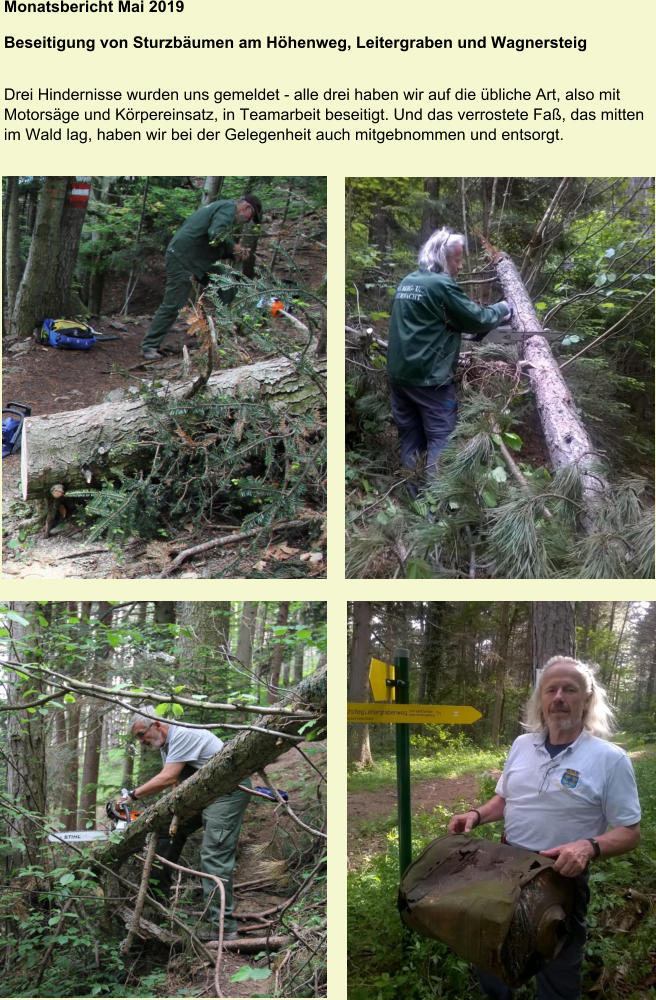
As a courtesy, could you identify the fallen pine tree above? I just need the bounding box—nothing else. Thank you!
[482,235,607,531]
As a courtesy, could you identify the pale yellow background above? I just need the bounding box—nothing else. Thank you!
[2,1,655,996]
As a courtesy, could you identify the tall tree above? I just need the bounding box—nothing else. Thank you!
[9,177,69,339]
[347,602,374,768]
[3,603,48,870]
[531,602,576,681]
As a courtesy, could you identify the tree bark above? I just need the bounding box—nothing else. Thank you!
[55,177,90,314]
[20,355,326,500]
[267,602,291,702]
[87,667,327,870]
[202,177,224,205]
[3,177,22,330]
[77,602,113,827]
[347,602,374,768]
[4,603,48,870]
[9,177,69,340]
[236,602,259,672]
[531,602,576,683]
[486,242,608,527]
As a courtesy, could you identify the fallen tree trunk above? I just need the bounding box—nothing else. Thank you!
[484,239,608,526]
[21,355,326,500]
[88,667,326,871]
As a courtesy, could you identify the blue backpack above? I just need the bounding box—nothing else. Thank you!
[40,318,96,350]
[2,403,31,458]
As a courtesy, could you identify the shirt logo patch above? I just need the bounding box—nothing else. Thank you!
[561,768,580,789]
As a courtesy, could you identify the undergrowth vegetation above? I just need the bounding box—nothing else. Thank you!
[347,737,656,1000]
[345,177,654,579]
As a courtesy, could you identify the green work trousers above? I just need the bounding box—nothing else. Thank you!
[141,249,194,351]
[153,780,251,933]
[142,248,237,352]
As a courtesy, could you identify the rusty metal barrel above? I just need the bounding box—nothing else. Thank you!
[398,834,575,987]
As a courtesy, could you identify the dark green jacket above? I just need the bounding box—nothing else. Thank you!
[168,199,238,277]
[387,270,507,387]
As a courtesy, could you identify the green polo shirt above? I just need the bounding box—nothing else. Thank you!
[168,199,238,276]
[387,270,507,387]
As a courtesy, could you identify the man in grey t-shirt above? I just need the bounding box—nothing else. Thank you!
[117,713,251,940]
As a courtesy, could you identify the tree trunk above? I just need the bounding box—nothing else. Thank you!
[268,601,291,702]
[236,602,259,671]
[3,177,22,330]
[420,179,441,243]
[486,242,608,527]
[491,604,516,746]
[202,177,224,205]
[347,602,374,768]
[87,667,327,870]
[77,602,113,827]
[4,604,48,870]
[9,177,69,340]
[20,355,326,500]
[531,602,576,682]
[55,177,90,314]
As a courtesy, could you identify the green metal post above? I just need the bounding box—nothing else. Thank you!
[394,647,412,878]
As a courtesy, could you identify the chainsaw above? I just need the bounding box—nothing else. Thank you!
[47,790,142,843]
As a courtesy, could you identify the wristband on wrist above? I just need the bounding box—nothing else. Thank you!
[470,808,482,828]
[128,789,138,801]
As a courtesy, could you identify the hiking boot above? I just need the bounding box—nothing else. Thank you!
[141,348,163,361]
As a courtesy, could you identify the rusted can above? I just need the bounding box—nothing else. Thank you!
[398,834,575,987]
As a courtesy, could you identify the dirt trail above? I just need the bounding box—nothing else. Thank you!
[348,772,494,870]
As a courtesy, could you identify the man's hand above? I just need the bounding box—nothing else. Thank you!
[447,810,479,834]
[498,301,512,323]
[539,839,595,877]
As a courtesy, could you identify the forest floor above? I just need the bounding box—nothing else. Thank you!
[127,743,327,999]
[2,219,326,579]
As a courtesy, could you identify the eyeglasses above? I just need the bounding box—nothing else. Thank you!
[134,722,154,742]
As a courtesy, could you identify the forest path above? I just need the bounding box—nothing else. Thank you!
[348,771,496,870]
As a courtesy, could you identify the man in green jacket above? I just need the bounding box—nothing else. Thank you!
[387,227,510,495]
[141,194,263,360]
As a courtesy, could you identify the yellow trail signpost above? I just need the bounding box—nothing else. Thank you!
[347,703,482,724]
[350,651,482,877]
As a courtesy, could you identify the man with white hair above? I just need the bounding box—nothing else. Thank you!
[448,655,641,1000]
[387,227,511,495]
[117,711,251,940]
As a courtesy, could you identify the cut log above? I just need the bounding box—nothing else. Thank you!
[20,355,326,500]
[484,240,608,527]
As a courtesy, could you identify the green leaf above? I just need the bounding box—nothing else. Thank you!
[155,703,170,716]
[5,610,30,626]
[59,873,76,885]
[562,335,581,346]
[481,487,498,508]
[64,693,76,703]
[535,301,547,311]
[490,466,508,483]
[501,432,523,451]
[405,559,433,579]
[171,703,184,717]
[230,966,272,983]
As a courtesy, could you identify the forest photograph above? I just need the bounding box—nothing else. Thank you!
[345,177,654,579]
[2,176,327,579]
[347,600,656,1000]
[0,600,327,998]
